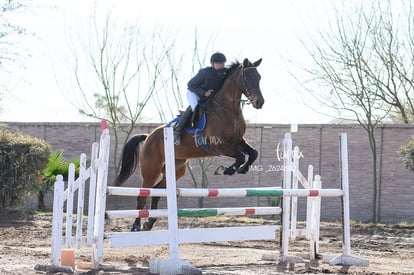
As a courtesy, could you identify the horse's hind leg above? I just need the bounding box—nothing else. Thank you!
[131,196,147,232]
[237,138,258,174]
[131,163,163,231]
[142,180,164,231]
[142,160,188,231]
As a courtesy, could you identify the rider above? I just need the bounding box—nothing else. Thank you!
[174,52,227,145]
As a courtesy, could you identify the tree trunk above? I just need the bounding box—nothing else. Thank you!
[367,126,378,223]
[37,190,45,211]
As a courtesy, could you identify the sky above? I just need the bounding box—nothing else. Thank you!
[0,0,337,124]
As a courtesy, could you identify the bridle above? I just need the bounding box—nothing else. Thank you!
[213,65,260,105]
[240,66,261,103]
[208,64,260,145]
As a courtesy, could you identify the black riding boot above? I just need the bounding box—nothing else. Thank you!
[174,106,193,145]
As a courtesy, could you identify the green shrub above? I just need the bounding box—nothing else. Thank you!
[400,139,414,173]
[0,130,51,208]
[38,150,79,210]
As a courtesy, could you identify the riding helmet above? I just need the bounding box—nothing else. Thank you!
[210,52,226,63]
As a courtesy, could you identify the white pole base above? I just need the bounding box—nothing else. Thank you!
[323,254,369,266]
[149,258,201,275]
[277,255,305,263]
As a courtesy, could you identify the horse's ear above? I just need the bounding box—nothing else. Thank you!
[253,58,262,67]
[243,58,250,67]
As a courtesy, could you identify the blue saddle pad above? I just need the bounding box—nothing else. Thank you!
[167,111,207,134]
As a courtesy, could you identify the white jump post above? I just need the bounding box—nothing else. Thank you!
[324,133,369,266]
[280,133,292,260]
[50,175,65,267]
[92,122,111,269]
[87,142,99,246]
[309,174,321,260]
[148,127,193,274]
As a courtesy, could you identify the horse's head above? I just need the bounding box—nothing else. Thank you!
[241,58,264,109]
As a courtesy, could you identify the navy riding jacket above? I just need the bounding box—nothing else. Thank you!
[187,67,227,97]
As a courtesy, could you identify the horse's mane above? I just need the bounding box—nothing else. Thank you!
[226,60,241,75]
[216,61,241,92]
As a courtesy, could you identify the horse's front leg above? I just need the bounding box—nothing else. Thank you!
[214,144,246,175]
[236,139,258,174]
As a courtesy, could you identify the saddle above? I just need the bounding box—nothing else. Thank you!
[169,104,206,134]
[167,100,215,153]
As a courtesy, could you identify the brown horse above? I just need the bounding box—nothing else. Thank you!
[115,58,264,231]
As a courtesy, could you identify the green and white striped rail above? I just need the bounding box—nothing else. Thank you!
[106,206,281,219]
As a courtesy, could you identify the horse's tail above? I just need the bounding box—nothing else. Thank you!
[114,134,148,186]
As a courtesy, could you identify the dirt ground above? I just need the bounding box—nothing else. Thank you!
[0,209,414,275]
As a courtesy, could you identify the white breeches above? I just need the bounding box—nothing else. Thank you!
[187,90,199,111]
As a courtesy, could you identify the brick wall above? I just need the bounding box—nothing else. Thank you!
[2,122,413,223]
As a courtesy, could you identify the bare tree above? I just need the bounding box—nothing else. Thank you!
[291,0,414,222]
[150,28,184,122]
[66,11,183,173]
[363,1,414,123]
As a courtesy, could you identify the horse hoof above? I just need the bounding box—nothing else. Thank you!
[131,225,141,232]
[223,166,237,175]
[237,164,249,174]
[142,222,153,231]
[214,166,225,175]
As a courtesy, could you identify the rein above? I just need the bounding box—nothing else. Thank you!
[212,95,250,104]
